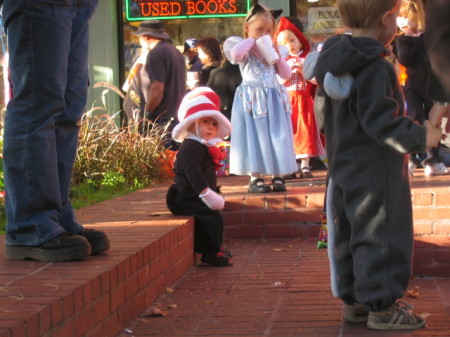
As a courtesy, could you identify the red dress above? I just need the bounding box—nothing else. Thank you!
[285,55,325,158]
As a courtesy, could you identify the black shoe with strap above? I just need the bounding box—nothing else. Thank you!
[6,232,91,262]
[272,177,286,192]
[248,178,271,193]
[300,167,314,179]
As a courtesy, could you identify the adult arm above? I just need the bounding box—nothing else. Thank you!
[145,81,164,116]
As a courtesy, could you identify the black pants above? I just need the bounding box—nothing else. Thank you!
[166,186,223,255]
[405,86,440,161]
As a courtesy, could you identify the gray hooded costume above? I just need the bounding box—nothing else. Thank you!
[306,35,426,312]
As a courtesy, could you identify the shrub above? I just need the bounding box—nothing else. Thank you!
[73,83,175,189]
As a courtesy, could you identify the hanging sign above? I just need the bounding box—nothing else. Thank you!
[308,7,344,34]
[125,0,250,20]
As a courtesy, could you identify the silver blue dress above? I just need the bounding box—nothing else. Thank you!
[228,50,297,176]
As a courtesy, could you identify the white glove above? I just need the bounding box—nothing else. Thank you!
[199,188,225,210]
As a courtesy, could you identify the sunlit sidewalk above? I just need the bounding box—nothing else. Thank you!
[115,239,450,337]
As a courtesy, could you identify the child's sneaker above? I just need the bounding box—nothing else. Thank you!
[424,162,448,176]
[367,301,426,330]
[344,303,369,323]
[201,252,233,266]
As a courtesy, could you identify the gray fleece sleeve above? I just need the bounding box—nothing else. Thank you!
[354,60,426,154]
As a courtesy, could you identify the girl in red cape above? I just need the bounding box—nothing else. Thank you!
[275,17,325,178]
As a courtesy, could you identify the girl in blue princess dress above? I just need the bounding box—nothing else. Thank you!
[224,3,297,193]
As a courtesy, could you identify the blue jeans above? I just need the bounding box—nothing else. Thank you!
[3,0,99,245]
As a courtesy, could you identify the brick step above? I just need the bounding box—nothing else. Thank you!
[222,177,450,239]
[219,172,450,277]
[0,185,195,337]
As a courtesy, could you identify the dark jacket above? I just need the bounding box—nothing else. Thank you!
[206,60,242,120]
[425,0,450,101]
[173,139,217,195]
[314,34,426,185]
[395,34,428,91]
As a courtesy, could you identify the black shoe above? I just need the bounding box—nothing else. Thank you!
[272,177,286,192]
[201,252,233,266]
[77,228,110,255]
[6,233,91,262]
[248,179,271,193]
[282,173,297,180]
[220,246,233,258]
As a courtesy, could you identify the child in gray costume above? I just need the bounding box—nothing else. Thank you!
[304,0,442,331]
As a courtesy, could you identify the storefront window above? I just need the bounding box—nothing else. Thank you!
[122,0,251,76]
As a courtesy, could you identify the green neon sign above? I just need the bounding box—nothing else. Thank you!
[125,0,251,20]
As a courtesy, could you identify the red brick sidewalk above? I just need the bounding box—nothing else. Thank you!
[115,239,450,337]
[0,170,449,337]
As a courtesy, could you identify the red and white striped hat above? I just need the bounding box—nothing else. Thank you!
[172,87,232,142]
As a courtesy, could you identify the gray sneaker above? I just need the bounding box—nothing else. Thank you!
[344,303,369,323]
[367,300,426,330]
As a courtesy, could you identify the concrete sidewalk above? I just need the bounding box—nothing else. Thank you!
[115,239,450,337]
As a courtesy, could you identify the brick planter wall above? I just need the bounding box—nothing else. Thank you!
[223,184,450,277]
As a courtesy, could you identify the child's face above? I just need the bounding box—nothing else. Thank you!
[276,30,302,55]
[245,15,274,40]
[379,3,401,46]
[196,117,219,140]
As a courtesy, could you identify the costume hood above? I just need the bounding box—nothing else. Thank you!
[304,34,390,100]
[274,16,310,58]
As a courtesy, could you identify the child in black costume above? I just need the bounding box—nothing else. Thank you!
[166,87,233,266]
[304,0,442,331]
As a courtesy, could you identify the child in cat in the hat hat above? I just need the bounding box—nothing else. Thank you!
[166,87,233,266]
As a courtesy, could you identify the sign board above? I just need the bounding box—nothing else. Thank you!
[125,0,251,20]
[307,7,344,34]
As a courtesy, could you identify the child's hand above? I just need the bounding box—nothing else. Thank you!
[199,188,225,210]
[273,43,281,57]
[425,120,443,148]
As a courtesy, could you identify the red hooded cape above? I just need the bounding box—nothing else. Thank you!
[274,17,310,58]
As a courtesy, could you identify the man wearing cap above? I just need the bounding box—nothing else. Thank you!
[133,20,186,149]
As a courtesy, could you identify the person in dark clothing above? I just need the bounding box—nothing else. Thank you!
[166,87,233,266]
[396,0,447,176]
[206,59,242,121]
[183,38,203,72]
[196,37,222,87]
[425,0,450,138]
[133,20,186,149]
[304,0,441,331]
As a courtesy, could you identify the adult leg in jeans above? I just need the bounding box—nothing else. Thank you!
[3,0,108,261]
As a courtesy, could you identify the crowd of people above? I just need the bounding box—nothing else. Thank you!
[123,0,449,332]
[2,0,449,333]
